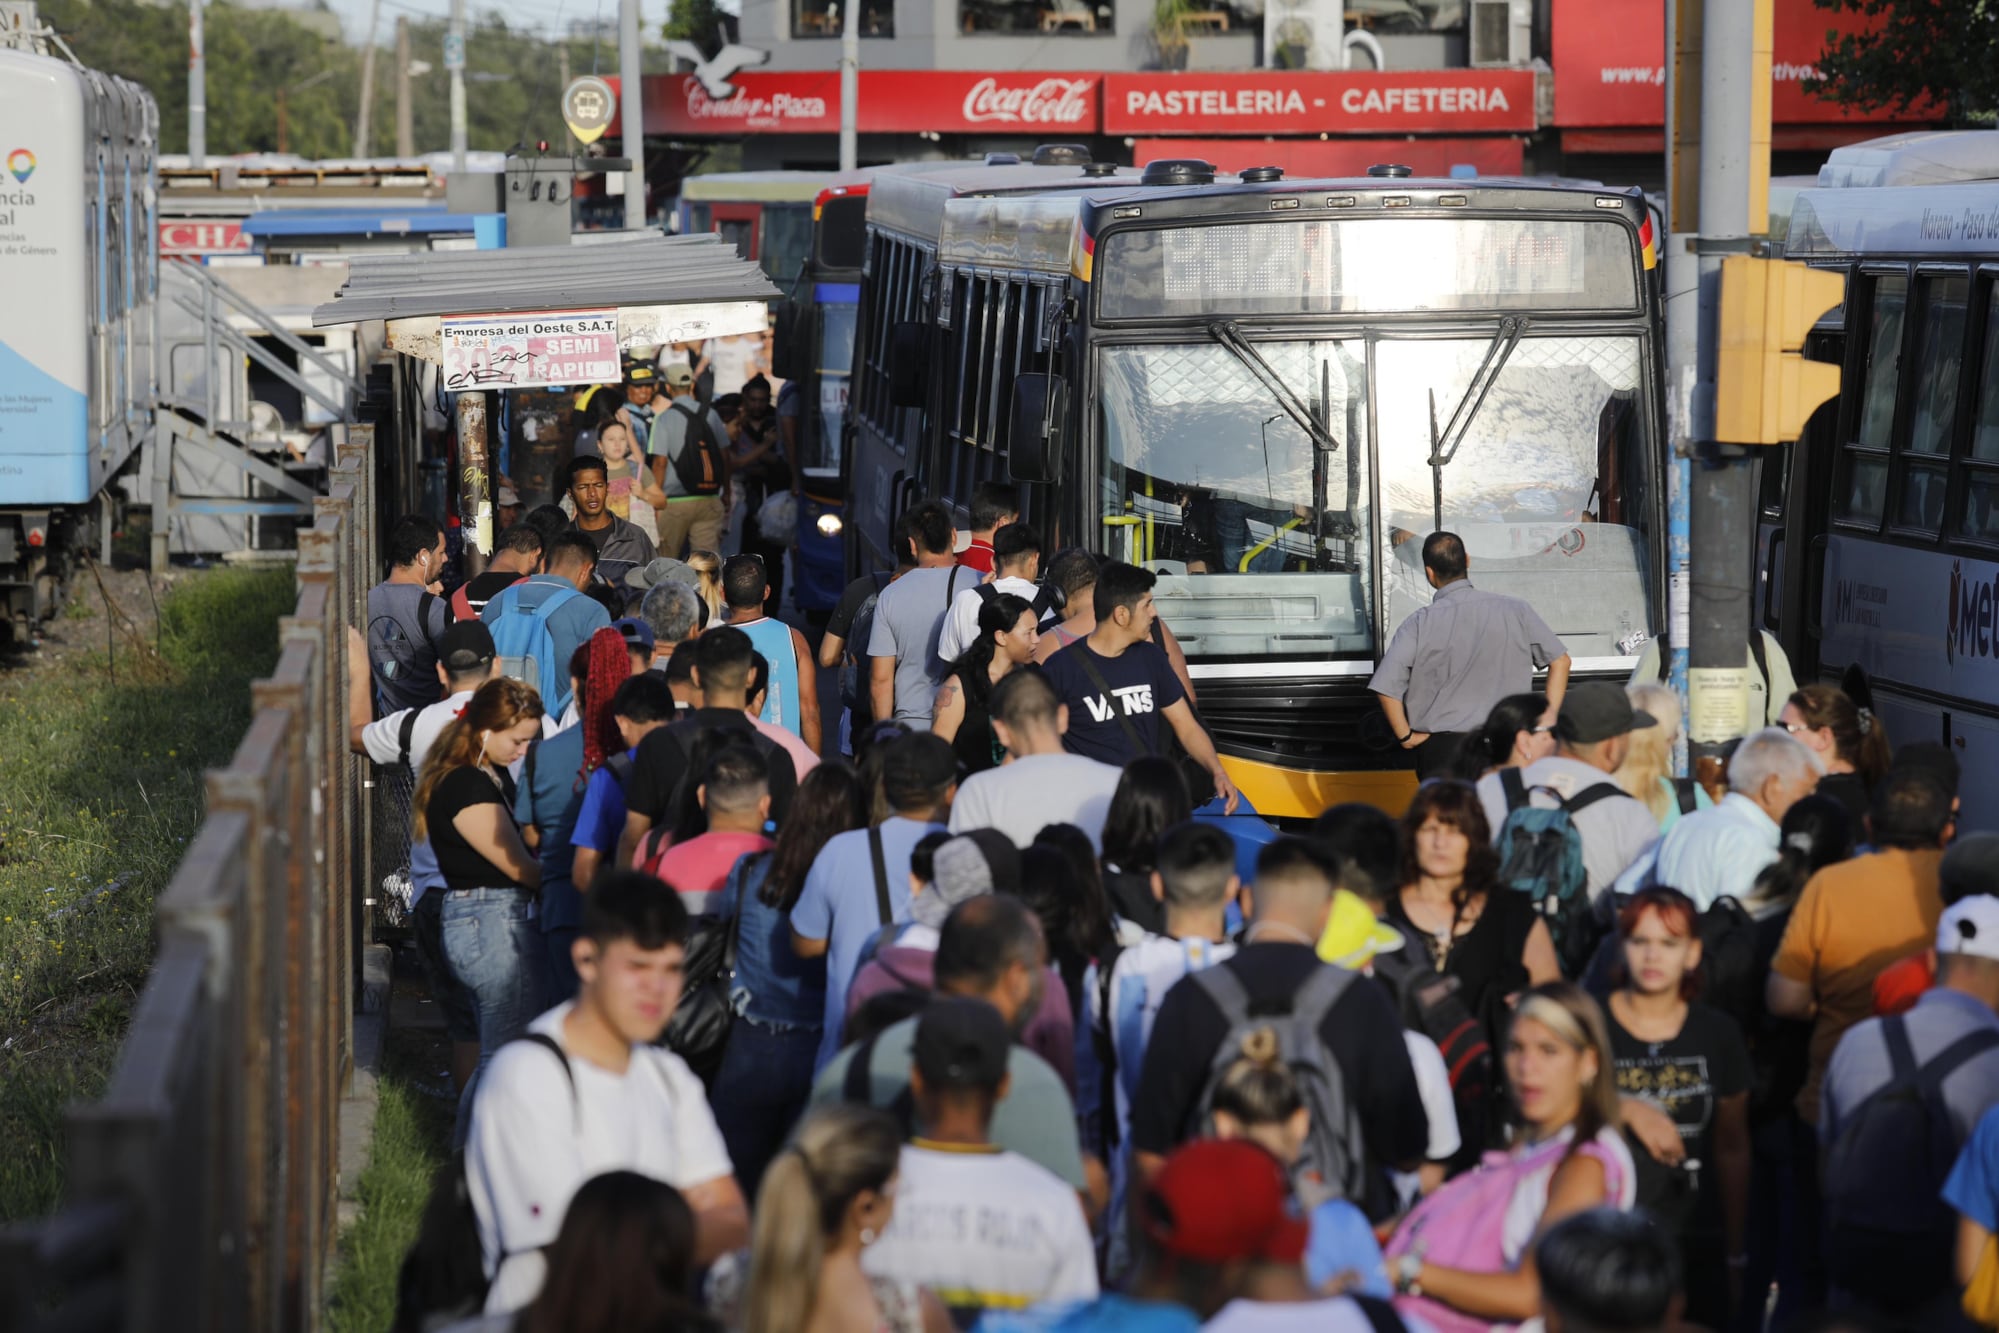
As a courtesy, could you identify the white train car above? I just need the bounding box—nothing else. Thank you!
[0,37,156,636]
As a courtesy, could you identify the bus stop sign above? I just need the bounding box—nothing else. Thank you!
[563,76,617,145]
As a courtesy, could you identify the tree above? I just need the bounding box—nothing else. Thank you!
[663,0,736,57]
[1806,0,1999,122]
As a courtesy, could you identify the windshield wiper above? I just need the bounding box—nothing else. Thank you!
[1427,315,1528,530]
[1208,321,1340,453]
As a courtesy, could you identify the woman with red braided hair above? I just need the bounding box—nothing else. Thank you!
[517,625,638,1002]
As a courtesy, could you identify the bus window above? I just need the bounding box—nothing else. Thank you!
[1897,274,1967,531]
[1098,340,1374,661]
[1961,290,1999,541]
[761,203,814,289]
[1840,273,1907,524]
[1376,335,1654,660]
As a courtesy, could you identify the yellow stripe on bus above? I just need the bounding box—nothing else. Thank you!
[1217,755,1418,821]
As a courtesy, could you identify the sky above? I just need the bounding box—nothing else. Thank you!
[314,0,731,46]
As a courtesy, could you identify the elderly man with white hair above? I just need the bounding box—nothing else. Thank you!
[1652,726,1825,908]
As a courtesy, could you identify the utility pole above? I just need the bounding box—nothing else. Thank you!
[395,16,414,158]
[560,43,576,153]
[618,0,645,227]
[1671,0,1769,790]
[448,0,468,173]
[838,0,859,170]
[355,0,382,157]
[187,0,206,166]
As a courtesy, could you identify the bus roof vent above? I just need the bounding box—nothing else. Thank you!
[984,152,1023,166]
[1367,163,1415,178]
[1240,165,1284,183]
[1142,159,1216,187]
[1032,143,1093,167]
[1080,162,1120,178]
[1817,130,1999,188]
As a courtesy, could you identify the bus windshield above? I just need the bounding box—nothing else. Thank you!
[1098,334,1657,663]
[806,299,859,473]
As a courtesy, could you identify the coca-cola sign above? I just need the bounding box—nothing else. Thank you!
[959,77,1094,126]
[632,71,1103,136]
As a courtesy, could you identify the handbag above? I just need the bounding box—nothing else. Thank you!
[1966,1232,1999,1327]
[659,875,746,1085]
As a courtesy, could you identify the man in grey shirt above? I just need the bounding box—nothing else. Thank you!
[868,499,974,727]
[1370,530,1572,779]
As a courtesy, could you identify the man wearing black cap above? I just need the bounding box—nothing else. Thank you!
[792,732,957,1070]
[349,618,505,1095]
[859,996,1098,1322]
[1474,680,1662,898]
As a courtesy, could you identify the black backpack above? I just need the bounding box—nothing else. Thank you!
[666,399,727,498]
[1371,949,1498,1159]
[368,589,453,715]
[1823,1016,1999,1310]
[394,1034,572,1328]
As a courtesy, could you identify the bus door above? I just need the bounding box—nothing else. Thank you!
[703,203,761,265]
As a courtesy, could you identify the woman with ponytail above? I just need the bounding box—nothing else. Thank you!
[1448,694,1554,783]
[1778,678,1890,822]
[737,1105,949,1333]
[517,627,637,1002]
[416,676,547,1125]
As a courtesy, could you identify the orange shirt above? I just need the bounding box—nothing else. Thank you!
[1773,846,1943,1124]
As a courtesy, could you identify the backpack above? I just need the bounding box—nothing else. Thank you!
[841,572,891,714]
[1371,949,1498,1159]
[369,589,452,714]
[1494,768,1623,977]
[667,399,727,498]
[1824,1016,1999,1309]
[1192,963,1366,1205]
[394,1033,572,1327]
[487,580,582,709]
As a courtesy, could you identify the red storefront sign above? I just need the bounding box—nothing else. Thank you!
[159,219,251,256]
[622,71,1100,137]
[1104,70,1537,135]
[1134,135,1525,178]
[1551,0,1928,126]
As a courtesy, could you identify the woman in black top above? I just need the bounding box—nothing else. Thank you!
[1605,886,1752,1330]
[1777,682,1889,822]
[413,675,549,1114]
[1098,756,1193,939]
[930,592,1037,777]
[1386,780,1560,1030]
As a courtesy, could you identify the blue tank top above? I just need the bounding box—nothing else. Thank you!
[736,616,802,739]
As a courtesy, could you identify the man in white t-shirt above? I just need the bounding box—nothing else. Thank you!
[466,871,748,1312]
[937,523,1043,662]
[862,996,1098,1323]
[948,671,1123,852]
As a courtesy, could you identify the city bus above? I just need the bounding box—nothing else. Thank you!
[1768,132,1999,828]
[851,158,1666,819]
[675,171,826,289]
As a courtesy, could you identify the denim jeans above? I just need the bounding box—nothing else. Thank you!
[442,887,552,1141]
[710,1018,821,1201]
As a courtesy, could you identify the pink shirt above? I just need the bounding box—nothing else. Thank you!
[749,712,820,778]
[651,831,772,913]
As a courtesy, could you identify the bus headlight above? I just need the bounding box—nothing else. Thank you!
[816,512,843,538]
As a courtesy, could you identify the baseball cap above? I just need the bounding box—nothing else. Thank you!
[1556,681,1657,745]
[912,996,1010,1091]
[1142,1140,1308,1266]
[881,732,960,810]
[625,556,700,593]
[497,484,520,507]
[662,363,696,389]
[622,358,658,385]
[439,620,497,674]
[1317,889,1407,970]
[912,830,1022,929]
[1939,896,1999,962]
[611,617,656,654]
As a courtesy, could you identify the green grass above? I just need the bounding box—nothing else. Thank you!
[325,1027,452,1333]
[0,564,297,1220]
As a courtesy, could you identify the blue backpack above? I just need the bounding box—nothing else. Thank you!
[1494,767,1622,976]
[486,580,581,713]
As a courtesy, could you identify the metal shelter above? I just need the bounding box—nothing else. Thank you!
[313,232,779,570]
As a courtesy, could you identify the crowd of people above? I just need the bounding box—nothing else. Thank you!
[354,458,1999,1333]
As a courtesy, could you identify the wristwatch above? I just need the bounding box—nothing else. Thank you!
[1396,729,1414,744]
[1393,1250,1424,1297]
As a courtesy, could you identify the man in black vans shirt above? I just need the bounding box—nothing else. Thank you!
[1038,561,1238,813]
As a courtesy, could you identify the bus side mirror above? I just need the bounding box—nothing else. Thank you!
[770,307,803,382]
[1008,373,1067,483]
[889,323,929,408]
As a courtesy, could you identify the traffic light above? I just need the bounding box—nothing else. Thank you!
[1715,254,1844,445]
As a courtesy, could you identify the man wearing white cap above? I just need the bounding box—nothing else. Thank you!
[1818,894,1999,1318]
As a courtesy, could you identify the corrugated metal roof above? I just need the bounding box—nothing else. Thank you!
[311,232,779,327]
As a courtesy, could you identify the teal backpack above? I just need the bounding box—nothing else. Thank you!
[1494,768,1622,976]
